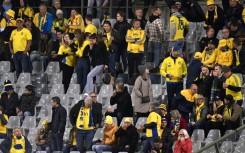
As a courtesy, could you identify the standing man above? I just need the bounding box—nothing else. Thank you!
[84,14,98,34]
[9,18,32,78]
[87,0,103,20]
[69,96,95,152]
[130,8,148,30]
[160,46,187,111]
[90,92,103,129]
[145,7,164,71]
[50,97,67,151]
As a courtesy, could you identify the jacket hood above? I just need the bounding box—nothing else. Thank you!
[149,15,160,23]
[171,12,182,18]
[153,108,162,115]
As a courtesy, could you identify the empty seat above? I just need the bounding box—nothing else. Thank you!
[21,116,36,129]
[0,61,10,74]
[235,73,243,85]
[18,86,26,97]
[70,73,77,84]
[224,130,237,142]
[66,84,80,97]
[205,129,221,142]
[127,19,132,24]
[70,151,80,153]
[37,105,52,120]
[0,73,15,85]
[63,128,71,141]
[135,117,147,128]
[198,30,207,41]
[35,73,48,85]
[32,61,43,74]
[49,73,62,85]
[35,84,49,97]
[152,84,162,99]
[16,73,31,87]
[99,84,113,98]
[189,22,197,30]
[45,61,60,75]
[7,116,20,129]
[70,95,85,107]
[220,141,233,153]
[50,84,64,95]
[93,128,103,141]
[37,94,51,107]
[191,129,205,142]
[192,142,201,152]
[216,30,223,40]
[106,19,116,27]
[233,140,245,153]
[36,151,47,153]
[56,94,69,106]
[112,117,117,126]
[186,30,197,42]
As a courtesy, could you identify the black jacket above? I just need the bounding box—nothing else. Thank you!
[161,127,171,153]
[210,75,226,103]
[88,41,109,67]
[199,36,219,52]
[115,125,139,153]
[191,104,209,124]
[49,6,68,19]
[226,4,244,24]
[232,44,245,74]
[195,75,213,99]
[102,29,121,53]
[19,92,36,116]
[205,5,225,31]
[29,25,40,51]
[113,20,130,50]
[92,102,103,126]
[51,104,67,133]
[186,59,203,88]
[0,135,32,153]
[110,87,133,117]
[0,92,19,117]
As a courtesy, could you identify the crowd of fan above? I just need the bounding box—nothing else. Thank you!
[0,0,244,152]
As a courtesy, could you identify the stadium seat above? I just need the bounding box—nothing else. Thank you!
[220,141,233,153]
[45,61,60,75]
[152,84,162,100]
[35,84,49,97]
[66,84,81,97]
[189,22,197,30]
[70,95,85,107]
[186,30,197,42]
[7,116,20,129]
[205,129,221,142]
[32,61,43,74]
[70,152,80,153]
[233,140,245,153]
[37,94,51,107]
[224,130,237,142]
[216,30,223,40]
[191,129,205,142]
[37,105,52,121]
[107,19,116,27]
[0,72,15,85]
[116,73,129,84]
[18,86,26,97]
[16,73,31,87]
[70,73,77,84]
[198,30,207,41]
[54,94,69,106]
[235,73,243,85]
[30,51,40,62]
[131,91,135,106]
[135,117,147,128]
[21,116,36,130]
[92,18,101,32]
[93,128,103,141]
[127,19,132,24]
[36,151,47,153]
[50,84,64,95]
[49,73,62,85]
[63,127,72,141]
[53,151,63,153]
[35,73,48,85]
[99,84,113,98]
[192,141,201,152]
[0,61,10,74]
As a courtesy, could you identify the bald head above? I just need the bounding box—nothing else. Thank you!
[190,84,198,95]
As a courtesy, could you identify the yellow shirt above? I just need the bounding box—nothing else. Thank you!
[76,107,94,130]
[10,135,26,153]
[75,40,90,58]
[67,14,85,33]
[202,49,217,68]
[10,28,32,54]
[52,18,68,32]
[223,106,232,118]
[126,28,146,53]
[170,15,189,40]
[181,89,198,103]
[215,49,233,67]
[146,112,161,138]
[0,18,6,31]
[85,23,98,34]
[160,56,187,82]
[58,44,76,67]
[225,73,243,100]
[0,114,8,134]
[18,6,34,19]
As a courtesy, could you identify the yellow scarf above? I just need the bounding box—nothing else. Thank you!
[181,89,198,103]
[206,5,218,22]
[196,103,205,121]
[211,102,224,122]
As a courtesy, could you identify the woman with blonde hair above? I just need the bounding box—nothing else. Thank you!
[173,129,192,153]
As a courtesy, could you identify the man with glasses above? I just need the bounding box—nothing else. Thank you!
[90,92,102,129]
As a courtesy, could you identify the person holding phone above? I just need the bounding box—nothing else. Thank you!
[173,129,192,153]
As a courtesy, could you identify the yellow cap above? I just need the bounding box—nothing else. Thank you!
[218,39,227,47]
[194,52,202,59]
[6,9,15,18]
[104,115,113,124]
[124,117,132,123]
[16,18,24,22]
[42,119,48,125]
[207,0,215,5]
[159,104,167,111]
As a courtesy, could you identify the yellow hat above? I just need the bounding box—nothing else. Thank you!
[104,115,113,124]
[218,39,227,47]
[16,18,24,22]
[194,52,202,59]
[6,9,15,18]
[42,119,48,125]
[207,0,215,5]
[124,117,132,123]
[159,104,167,111]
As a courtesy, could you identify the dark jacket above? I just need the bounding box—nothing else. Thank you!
[162,127,171,153]
[0,92,19,117]
[199,36,219,52]
[0,135,32,153]
[186,59,203,88]
[232,44,245,74]
[92,102,102,126]
[110,87,133,117]
[49,6,68,19]
[88,41,109,67]
[38,37,53,56]
[210,74,226,103]
[115,124,139,153]
[113,20,130,50]
[19,92,36,116]
[205,5,225,31]
[191,104,209,124]
[194,75,213,99]
[51,104,67,133]
[223,103,242,130]
[102,29,121,53]
[226,4,244,24]
[29,24,40,51]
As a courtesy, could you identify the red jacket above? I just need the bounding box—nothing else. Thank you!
[169,117,187,136]
[173,138,192,153]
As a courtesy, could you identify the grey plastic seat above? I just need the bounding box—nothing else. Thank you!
[0,61,10,74]
[70,73,77,84]
[216,30,223,39]
[30,51,40,62]
[202,141,216,153]
[37,94,51,107]
[63,128,71,141]
[112,117,117,126]
[18,86,26,97]
[198,30,207,41]
[37,105,52,119]
[191,129,205,142]
[152,84,162,99]
[21,116,36,130]
[35,73,48,85]
[189,22,197,30]
[16,73,31,87]
[50,84,64,95]
[32,61,43,74]
[220,141,233,153]
[224,130,237,142]
[93,128,104,141]
[205,129,221,142]
[135,117,147,128]
[49,73,62,85]
[186,30,197,42]
[99,84,113,98]
[66,84,80,97]
[36,151,47,153]
[71,152,80,153]
[92,18,101,32]
[233,140,245,153]
[53,151,63,153]
[107,19,116,27]
[0,73,15,85]
[70,95,85,107]
[127,19,132,24]
[192,142,201,152]
[235,73,243,84]
[35,84,49,97]
[7,116,20,129]
[45,61,60,75]
[86,152,95,153]
[56,94,69,106]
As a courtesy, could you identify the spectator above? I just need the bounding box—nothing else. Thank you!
[222,66,243,106]
[143,0,157,17]
[160,46,187,111]
[221,27,234,49]
[101,21,120,78]
[106,82,133,125]
[187,95,208,136]
[204,0,225,36]
[35,119,52,153]
[50,30,63,61]
[126,19,146,80]
[92,115,118,153]
[0,127,32,153]
[194,65,213,102]
[50,96,67,151]
[232,38,245,73]
[17,85,36,123]
[18,0,34,20]
[84,14,98,34]
[0,106,8,139]
[134,65,153,121]
[145,7,164,70]
[172,84,198,122]
[115,117,138,153]
[51,9,68,38]
[186,52,203,88]
[139,103,162,153]
[0,10,6,32]
[214,39,233,67]
[84,34,108,94]
[66,9,85,38]
[229,19,245,38]
[9,18,32,78]
[69,96,95,152]
[87,0,103,20]
[209,64,226,104]
[173,129,192,153]
[151,137,164,153]
[114,11,131,72]
[169,4,189,54]
[63,127,78,153]
[57,33,76,93]
[159,104,171,126]
[90,92,102,128]
[216,95,242,134]
[33,4,53,33]
[160,117,171,153]
[24,18,40,51]
[130,8,148,30]
[202,40,218,68]
[205,96,225,136]
[38,31,52,70]
[0,0,13,18]
[199,27,219,52]
[0,80,19,117]
[74,30,90,92]
[49,0,67,19]
[226,0,244,25]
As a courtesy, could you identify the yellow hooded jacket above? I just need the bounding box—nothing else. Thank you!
[126,28,146,53]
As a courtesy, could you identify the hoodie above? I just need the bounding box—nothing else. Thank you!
[145,15,164,42]
[186,59,203,88]
[170,12,189,40]
[144,108,162,138]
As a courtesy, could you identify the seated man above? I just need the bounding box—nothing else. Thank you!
[202,40,217,68]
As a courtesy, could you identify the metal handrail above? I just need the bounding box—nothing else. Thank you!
[194,125,245,153]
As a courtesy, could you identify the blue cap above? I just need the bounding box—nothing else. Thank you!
[172,46,180,52]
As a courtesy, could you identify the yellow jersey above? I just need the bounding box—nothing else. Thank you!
[126,28,146,53]
[10,135,26,153]
[146,112,161,138]
[85,23,98,34]
[215,49,233,67]
[76,107,94,130]
[58,44,76,67]
[202,49,217,68]
[0,114,8,134]
[67,14,85,33]
[75,40,90,58]
[225,73,242,100]
[170,14,189,41]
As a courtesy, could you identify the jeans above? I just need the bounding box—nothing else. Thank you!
[142,137,155,153]
[85,65,104,94]
[169,40,185,57]
[92,144,113,153]
[20,111,31,125]
[36,145,51,153]
[166,82,183,112]
[13,52,31,78]
[109,52,117,77]
[148,41,161,67]
[40,56,49,71]
[127,52,143,79]
[51,133,64,151]
[87,0,103,19]
[76,129,94,152]
[0,133,7,139]
[76,58,90,93]
[63,144,77,153]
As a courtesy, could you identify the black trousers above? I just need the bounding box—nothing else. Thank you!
[61,63,74,93]
[128,52,143,80]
